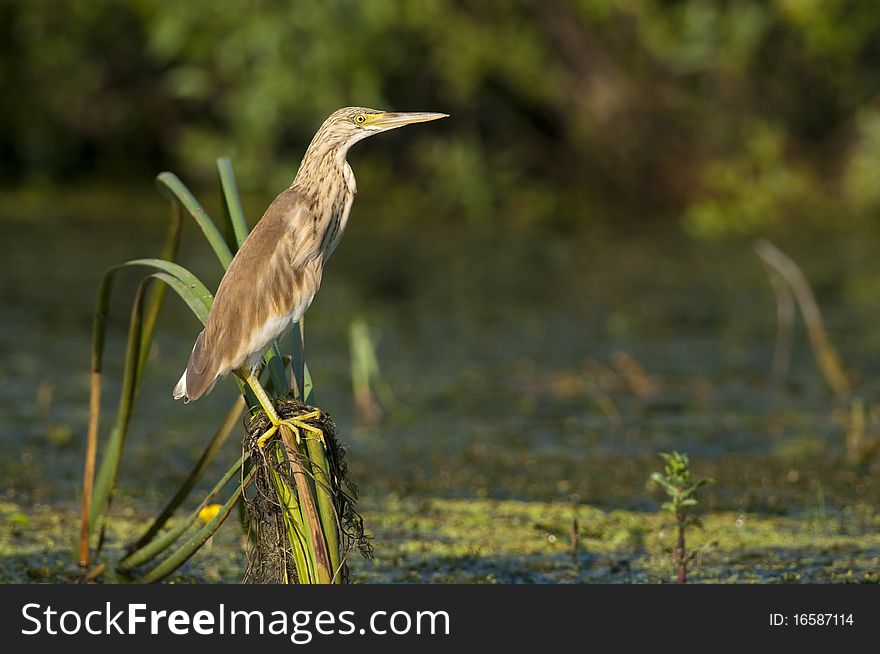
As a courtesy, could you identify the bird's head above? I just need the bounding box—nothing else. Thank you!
[318,106,448,151]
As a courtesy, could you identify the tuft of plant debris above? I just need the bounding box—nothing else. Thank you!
[241,398,372,584]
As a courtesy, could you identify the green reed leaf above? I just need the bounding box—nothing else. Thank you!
[156,171,233,269]
[217,157,249,249]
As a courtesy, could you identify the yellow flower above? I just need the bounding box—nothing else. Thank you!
[198,504,222,523]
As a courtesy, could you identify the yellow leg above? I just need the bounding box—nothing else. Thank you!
[243,368,280,422]
[242,369,325,449]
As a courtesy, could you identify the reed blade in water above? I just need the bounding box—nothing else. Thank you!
[754,239,852,398]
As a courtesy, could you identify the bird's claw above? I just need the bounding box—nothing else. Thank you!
[255,423,278,448]
[255,410,325,449]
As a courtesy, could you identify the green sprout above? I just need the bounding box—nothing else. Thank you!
[650,451,713,583]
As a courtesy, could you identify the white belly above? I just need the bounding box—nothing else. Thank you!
[239,293,315,370]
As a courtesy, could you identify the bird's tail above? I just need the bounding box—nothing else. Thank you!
[172,369,189,403]
[172,329,219,403]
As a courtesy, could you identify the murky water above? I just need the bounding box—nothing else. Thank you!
[2,187,880,582]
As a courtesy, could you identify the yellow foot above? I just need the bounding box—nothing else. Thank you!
[255,423,279,448]
[255,410,325,448]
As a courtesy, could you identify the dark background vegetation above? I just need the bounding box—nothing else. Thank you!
[4,0,880,234]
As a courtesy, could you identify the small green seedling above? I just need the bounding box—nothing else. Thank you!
[650,451,713,583]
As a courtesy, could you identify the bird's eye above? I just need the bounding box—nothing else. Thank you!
[355,114,366,125]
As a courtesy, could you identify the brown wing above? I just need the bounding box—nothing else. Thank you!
[179,189,318,401]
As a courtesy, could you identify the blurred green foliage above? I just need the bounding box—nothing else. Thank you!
[2,0,880,233]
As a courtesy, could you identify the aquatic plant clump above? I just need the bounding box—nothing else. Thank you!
[242,398,371,584]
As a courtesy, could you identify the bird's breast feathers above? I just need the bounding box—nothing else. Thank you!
[342,160,357,195]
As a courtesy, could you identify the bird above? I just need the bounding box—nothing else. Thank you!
[172,107,447,445]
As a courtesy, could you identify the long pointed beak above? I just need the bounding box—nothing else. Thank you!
[372,112,449,130]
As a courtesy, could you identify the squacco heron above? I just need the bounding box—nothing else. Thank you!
[173,107,447,445]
